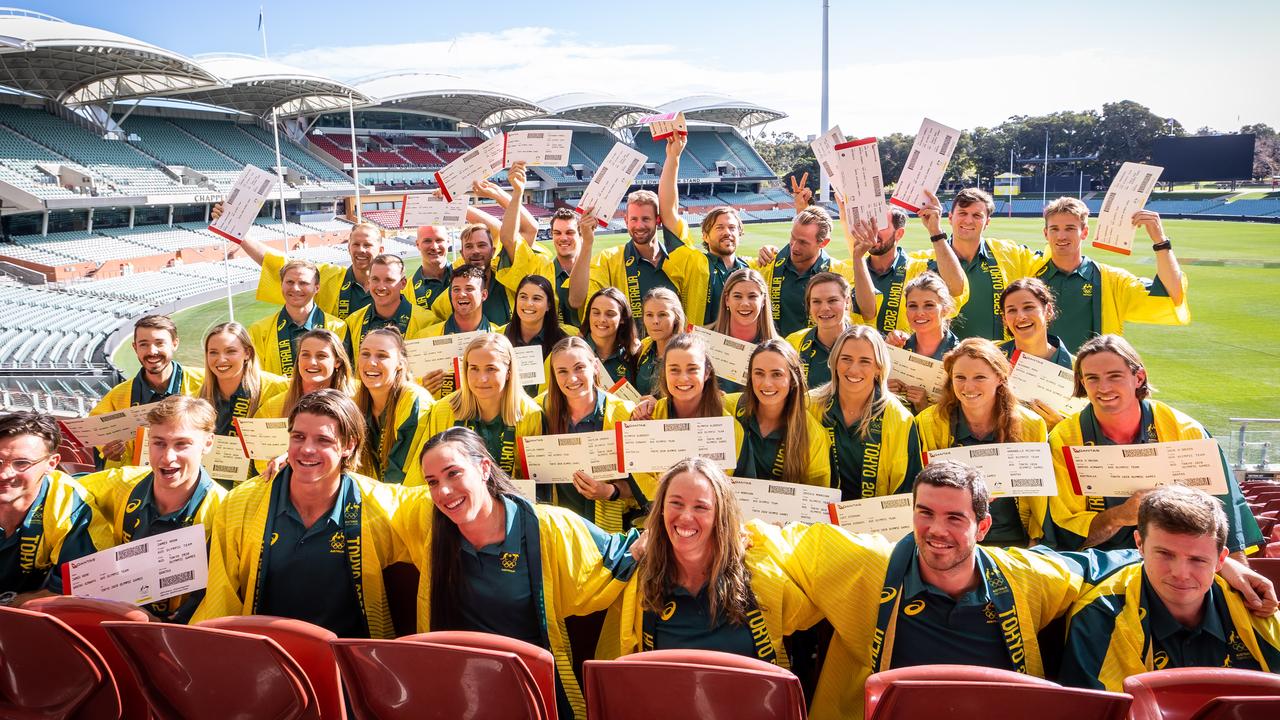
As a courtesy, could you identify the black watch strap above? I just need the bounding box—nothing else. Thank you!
[929,232,949,243]
[1152,239,1173,252]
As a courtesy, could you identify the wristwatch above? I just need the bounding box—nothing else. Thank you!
[606,483,620,501]
[929,233,948,243]
[1151,238,1173,252]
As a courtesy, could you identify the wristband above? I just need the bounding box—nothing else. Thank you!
[607,483,620,501]
[1151,239,1172,252]
[929,233,948,243]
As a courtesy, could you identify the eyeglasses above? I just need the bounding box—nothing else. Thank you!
[0,454,53,473]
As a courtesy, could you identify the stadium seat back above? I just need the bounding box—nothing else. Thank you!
[330,638,546,720]
[405,631,556,720]
[102,621,316,720]
[21,596,150,720]
[582,649,805,720]
[381,562,419,637]
[1248,558,1280,587]
[1188,696,1280,720]
[0,605,117,720]
[864,664,1057,718]
[198,615,345,719]
[871,680,1130,720]
[1124,667,1280,720]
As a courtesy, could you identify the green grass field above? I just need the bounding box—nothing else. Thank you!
[114,217,1280,435]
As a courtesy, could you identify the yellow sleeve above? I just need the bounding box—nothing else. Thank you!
[587,249,617,302]
[804,414,833,487]
[543,506,636,618]
[670,250,711,326]
[496,241,555,292]
[1104,263,1190,331]
[191,488,249,623]
[1035,419,1095,551]
[248,315,279,375]
[254,251,288,305]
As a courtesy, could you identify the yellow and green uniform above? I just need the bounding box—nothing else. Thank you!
[193,469,405,638]
[599,519,822,665]
[1035,400,1262,553]
[787,326,845,388]
[915,404,1048,546]
[90,363,205,471]
[904,329,959,360]
[494,240,582,328]
[631,397,744,504]
[255,251,371,320]
[419,316,499,400]
[587,224,695,328]
[402,262,452,318]
[78,465,225,622]
[808,389,921,501]
[0,471,111,595]
[770,522,1136,720]
[431,246,551,327]
[211,373,290,438]
[344,297,434,359]
[862,248,968,334]
[1061,564,1280,691]
[633,337,663,397]
[392,491,639,720]
[417,392,543,480]
[584,334,635,386]
[663,246,752,327]
[1030,255,1190,353]
[999,336,1074,370]
[533,390,638,531]
[249,306,347,377]
[361,385,435,485]
[916,237,1037,341]
[726,392,832,487]
[758,245,852,337]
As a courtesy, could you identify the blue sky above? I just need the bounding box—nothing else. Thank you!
[18,1,1280,137]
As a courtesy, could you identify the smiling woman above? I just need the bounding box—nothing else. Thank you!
[729,339,830,487]
[353,327,435,484]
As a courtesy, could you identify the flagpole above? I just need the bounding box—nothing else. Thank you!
[259,6,290,255]
[349,95,362,221]
[222,237,235,321]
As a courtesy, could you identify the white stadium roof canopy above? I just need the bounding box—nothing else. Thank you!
[0,10,221,105]
[171,53,372,118]
[353,72,545,128]
[538,92,657,130]
[657,94,787,129]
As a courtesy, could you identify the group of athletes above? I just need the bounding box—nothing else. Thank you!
[0,132,1276,719]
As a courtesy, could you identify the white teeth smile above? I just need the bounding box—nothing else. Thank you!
[674,526,697,538]
[674,384,694,392]
[844,375,864,384]
[297,459,321,467]
[445,497,466,511]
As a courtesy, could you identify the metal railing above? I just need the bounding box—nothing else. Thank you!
[1227,418,1280,469]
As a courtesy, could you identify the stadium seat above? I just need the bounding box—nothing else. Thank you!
[869,680,1129,720]
[1187,696,1280,720]
[864,664,1057,718]
[330,638,547,719]
[0,605,119,720]
[382,562,420,637]
[103,620,319,720]
[1250,558,1280,586]
[582,649,805,720]
[1124,667,1280,720]
[21,596,150,720]
[405,631,557,720]
[198,616,346,720]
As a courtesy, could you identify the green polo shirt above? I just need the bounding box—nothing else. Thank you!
[904,330,959,361]
[482,272,512,326]
[553,259,578,328]
[953,412,1027,546]
[258,474,367,638]
[1147,575,1262,673]
[889,554,1014,670]
[734,416,784,482]
[458,495,543,647]
[410,264,451,311]
[1038,257,1100,353]
[998,336,1074,370]
[538,391,607,514]
[123,470,215,622]
[634,341,661,397]
[795,328,833,388]
[645,584,761,658]
[705,252,749,325]
[0,477,98,594]
[276,305,328,361]
[932,239,1002,341]
[466,414,516,476]
[585,335,633,385]
[865,249,912,333]
[826,394,920,501]
[775,248,833,337]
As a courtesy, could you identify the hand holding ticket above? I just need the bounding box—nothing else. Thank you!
[433,135,504,202]
[827,494,915,540]
[1093,162,1163,255]
[689,325,755,386]
[575,143,648,228]
[885,345,947,403]
[63,525,208,606]
[834,137,891,229]
[638,111,687,140]
[616,416,736,473]
[208,165,277,243]
[890,118,960,213]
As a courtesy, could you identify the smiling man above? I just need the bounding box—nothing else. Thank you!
[243,219,384,321]
[1060,485,1280,690]
[249,259,348,377]
[404,224,453,314]
[420,265,499,399]
[343,254,433,358]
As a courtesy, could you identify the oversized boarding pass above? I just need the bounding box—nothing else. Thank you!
[1063,438,1228,497]
[1007,350,1090,417]
[731,477,839,525]
[518,430,626,483]
[208,164,277,242]
[827,494,915,540]
[512,344,546,387]
[638,111,688,140]
[404,331,485,377]
[689,325,755,385]
[809,125,845,192]
[574,143,648,227]
[131,428,250,484]
[889,118,960,213]
[233,417,289,460]
[608,379,644,404]
[884,345,947,403]
[62,525,208,606]
[504,130,573,166]
[59,405,152,447]
[615,416,737,473]
[433,135,504,202]
[1092,162,1163,255]
[925,442,1057,497]
[834,137,891,229]
[399,194,468,228]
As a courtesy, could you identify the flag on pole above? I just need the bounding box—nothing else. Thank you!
[257,10,263,31]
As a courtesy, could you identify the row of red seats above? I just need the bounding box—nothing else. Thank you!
[1243,480,1280,557]
[4,596,1280,720]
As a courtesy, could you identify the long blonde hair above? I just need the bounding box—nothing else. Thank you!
[281,329,355,417]
[710,268,779,342]
[811,326,892,440]
[639,458,753,626]
[449,333,531,425]
[741,339,810,485]
[354,327,416,473]
[200,322,265,416]
[937,338,1021,442]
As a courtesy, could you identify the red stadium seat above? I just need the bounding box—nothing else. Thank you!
[1124,667,1280,720]
[870,680,1130,720]
[0,605,118,720]
[1250,558,1280,586]
[405,631,556,720]
[103,621,318,720]
[21,596,150,720]
[864,664,1057,719]
[330,638,547,719]
[1189,696,1280,720]
[198,616,345,720]
[582,649,806,720]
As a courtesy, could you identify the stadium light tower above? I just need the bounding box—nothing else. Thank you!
[819,0,830,203]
